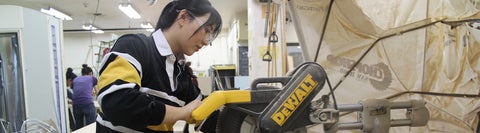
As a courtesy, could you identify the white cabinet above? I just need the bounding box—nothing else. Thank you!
[234,16,248,43]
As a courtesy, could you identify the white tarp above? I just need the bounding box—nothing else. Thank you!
[289,0,480,132]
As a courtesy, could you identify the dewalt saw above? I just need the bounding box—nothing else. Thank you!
[191,62,429,133]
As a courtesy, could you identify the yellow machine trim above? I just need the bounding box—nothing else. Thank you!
[191,90,251,121]
[212,65,236,70]
[98,56,141,91]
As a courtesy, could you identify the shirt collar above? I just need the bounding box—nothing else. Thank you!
[152,30,173,56]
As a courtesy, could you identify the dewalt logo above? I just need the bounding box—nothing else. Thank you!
[271,74,318,126]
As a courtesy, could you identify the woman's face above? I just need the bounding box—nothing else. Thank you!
[179,13,213,56]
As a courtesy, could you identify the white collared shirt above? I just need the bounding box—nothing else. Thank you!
[152,30,177,91]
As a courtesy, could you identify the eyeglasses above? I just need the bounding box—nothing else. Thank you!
[188,11,214,45]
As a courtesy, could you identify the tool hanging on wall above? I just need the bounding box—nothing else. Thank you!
[280,0,288,75]
[262,50,273,62]
[271,6,276,79]
[269,31,278,78]
[264,1,280,77]
[263,0,274,63]
[264,0,271,38]
[262,0,271,78]
[262,31,278,62]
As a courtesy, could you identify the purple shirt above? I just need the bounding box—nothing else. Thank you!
[72,75,97,105]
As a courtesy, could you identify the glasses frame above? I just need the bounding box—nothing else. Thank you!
[186,10,214,45]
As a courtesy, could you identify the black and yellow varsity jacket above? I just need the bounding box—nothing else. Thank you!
[95,32,202,132]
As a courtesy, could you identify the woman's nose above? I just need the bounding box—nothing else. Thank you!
[201,40,208,46]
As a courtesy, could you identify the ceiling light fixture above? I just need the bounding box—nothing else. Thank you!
[118,3,141,19]
[146,28,154,32]
[92,30,105,34]
[147,0,157,6]
[82,24,104,34]
[141,22,153,29]
[40,7,73,20]
[82,24,97,30]
[141,22,154,32]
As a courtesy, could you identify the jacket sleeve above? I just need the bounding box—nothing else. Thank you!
[96,35,166,130]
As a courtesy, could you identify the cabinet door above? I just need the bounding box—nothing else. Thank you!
[0,33,26,133]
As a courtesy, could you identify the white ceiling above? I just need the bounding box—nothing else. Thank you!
[0,0,247,33]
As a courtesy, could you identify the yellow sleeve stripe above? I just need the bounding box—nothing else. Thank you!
[98,56,142,91]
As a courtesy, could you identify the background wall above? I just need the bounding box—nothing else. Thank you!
[247,0,299,80]
[62,30,232,77]
[63,32,122,75]
[184,33,231,76]
[62,1,300,91]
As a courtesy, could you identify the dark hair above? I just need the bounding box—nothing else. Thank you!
[156,0,222,41]
[184,61,196,78]
[66,67,77,80]
[81,64,93,75]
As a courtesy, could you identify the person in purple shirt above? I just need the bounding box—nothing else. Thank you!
[72,64,97,130]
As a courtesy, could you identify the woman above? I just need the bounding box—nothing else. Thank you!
[66,67,78,101]
[65,67,77,130]
[72,64,97,130]
[95,0,222,132]
[66,67,77,90]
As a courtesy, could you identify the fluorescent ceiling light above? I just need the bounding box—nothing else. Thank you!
[40,7,73,20]
[82,24,97,30]
[92,30,104,34]
[141,22,153,29]
[119,3,141,19]
[141,22,154,32]
[82,24,104,34]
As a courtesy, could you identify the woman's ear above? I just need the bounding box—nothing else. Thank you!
[176,9,190,27]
